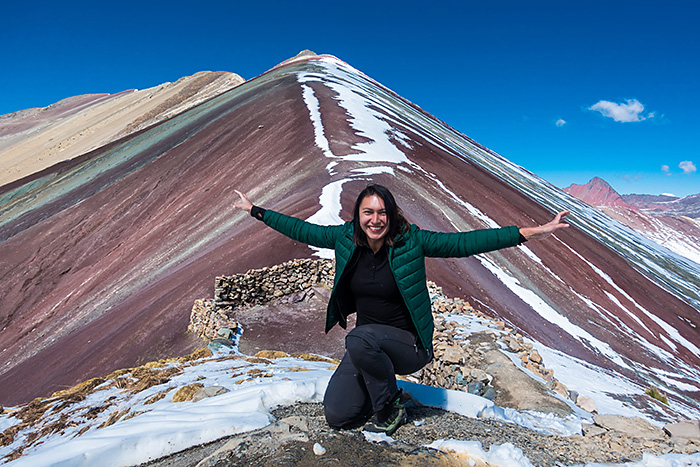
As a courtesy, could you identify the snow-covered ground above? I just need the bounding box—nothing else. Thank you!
[2,306,699,467]
[2,350,698,467]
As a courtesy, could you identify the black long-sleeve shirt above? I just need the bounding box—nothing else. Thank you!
[347,245,415,332]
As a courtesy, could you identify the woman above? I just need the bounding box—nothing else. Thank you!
[234,184,569,435]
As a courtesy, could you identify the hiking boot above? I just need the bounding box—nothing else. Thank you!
[362,392,407,436]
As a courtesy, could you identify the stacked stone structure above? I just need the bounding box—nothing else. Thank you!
[188,259,334,341]
[190,259,578,407]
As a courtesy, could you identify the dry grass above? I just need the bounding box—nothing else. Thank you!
[254,350,290,359]
[50,377,107,401]
[292,353,340,364]
[244,357,272,365]
[172,384,204,403]
[99,409,130,429]
[127,366,183,394]
[645,385,669,405]
[247,369,273,378]
[144,389,172,405]
[178,348,213,363]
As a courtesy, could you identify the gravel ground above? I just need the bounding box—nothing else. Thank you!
[141,402,697,467]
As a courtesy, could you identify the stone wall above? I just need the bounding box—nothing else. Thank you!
[188,259,334,341]
[214,259,334,307]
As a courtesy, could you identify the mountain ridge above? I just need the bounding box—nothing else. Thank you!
[563,177,700,219]
[0,53,698,428]
[0,70,244,187]
[563,177,700,265]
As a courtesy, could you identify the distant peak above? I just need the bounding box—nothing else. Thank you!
[564,177,633,209]
[589,176,611,186]
[294,49,318,59]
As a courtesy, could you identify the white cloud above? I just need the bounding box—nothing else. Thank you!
[679,160,697,174]
[555,119,566,127]
[588,98,653,122]
[661,165,671,176]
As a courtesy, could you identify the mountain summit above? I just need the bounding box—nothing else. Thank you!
[0,54,698,422]
[563,177,634,209]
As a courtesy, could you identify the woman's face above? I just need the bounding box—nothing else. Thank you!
[359,194,389,251]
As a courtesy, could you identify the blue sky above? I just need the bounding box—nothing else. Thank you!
[2,0,698,196]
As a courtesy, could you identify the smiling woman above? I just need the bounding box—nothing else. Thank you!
[233,184,568,436]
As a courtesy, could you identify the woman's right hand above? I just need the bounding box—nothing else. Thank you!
[233,190,253,213]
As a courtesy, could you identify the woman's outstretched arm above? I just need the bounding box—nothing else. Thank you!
[519,210,570,241]
[232,189,344,250]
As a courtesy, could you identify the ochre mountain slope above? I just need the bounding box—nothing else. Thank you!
[0,54,698,420]
[0,71,244,186]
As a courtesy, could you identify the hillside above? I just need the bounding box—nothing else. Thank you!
[0,70,244,187]
[0,51,698,431]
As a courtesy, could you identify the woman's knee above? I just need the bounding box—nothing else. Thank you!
[323,390,369,429]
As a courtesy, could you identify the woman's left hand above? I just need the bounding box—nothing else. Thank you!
[519,210,570,241]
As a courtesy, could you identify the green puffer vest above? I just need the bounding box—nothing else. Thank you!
[262,209,522,349]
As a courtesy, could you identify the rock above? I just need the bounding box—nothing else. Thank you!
[467,381,484,395]
[469,369,490,383]
[217,328,234,339]
[313,442,326,455]
[192,386,229,402]
[507,338,522,352]
[664,420,700,441]
[208,339,236,355]
[568,390,579,403]
[540,368,554,381]
[442,346,463,364]
[576,396,598,414]
[528,350,542,364]
[482,386,497,401]
[593,414,665,439]
[582,423,608,437]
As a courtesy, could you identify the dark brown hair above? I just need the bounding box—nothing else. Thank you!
[352,184,409,246]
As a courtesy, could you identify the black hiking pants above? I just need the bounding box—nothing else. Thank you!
[323,324,432,428]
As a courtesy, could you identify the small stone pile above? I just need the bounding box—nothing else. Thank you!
[418,283,577,406]
[419,309,498,400]
[188,299,241,341]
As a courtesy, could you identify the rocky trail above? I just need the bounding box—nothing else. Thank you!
[142,402,698,467]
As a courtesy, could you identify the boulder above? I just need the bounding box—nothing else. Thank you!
[528,350,542,364]
[582,423,608,437]
[593,414,665,439]
[664,420,700,441]
[442,346,463,364]
[576,395,598,414]
[192,386,230,402]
